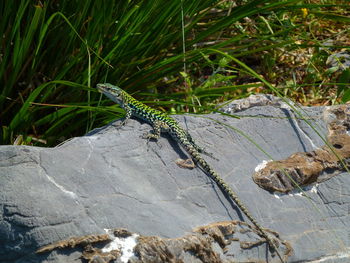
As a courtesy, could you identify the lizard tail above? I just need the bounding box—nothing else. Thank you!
[189,149,286,263]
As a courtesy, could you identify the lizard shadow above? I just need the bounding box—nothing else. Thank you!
[159,131,244,222]
[179,116,245,222]
[107,118,253,223]
[134,117,245,222]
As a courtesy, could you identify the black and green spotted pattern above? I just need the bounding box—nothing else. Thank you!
[97,83,285,262]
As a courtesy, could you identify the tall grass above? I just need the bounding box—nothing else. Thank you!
[0,0,348,145]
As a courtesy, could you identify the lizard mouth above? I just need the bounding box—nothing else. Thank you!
[96,84,104,91]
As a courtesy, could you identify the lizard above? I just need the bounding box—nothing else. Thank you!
[96,83,286,262]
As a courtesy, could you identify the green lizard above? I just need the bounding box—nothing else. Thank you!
[97,83,285,262]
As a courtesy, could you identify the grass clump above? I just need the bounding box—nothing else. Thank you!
[0,0,349,146]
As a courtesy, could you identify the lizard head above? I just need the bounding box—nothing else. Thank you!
[96,83,123,105]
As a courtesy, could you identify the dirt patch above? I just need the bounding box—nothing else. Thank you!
[37,221,292,263]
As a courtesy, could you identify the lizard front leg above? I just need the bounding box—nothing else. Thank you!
[142,120,169,141]
[115,105,132,128]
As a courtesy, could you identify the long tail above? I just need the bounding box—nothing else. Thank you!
[187,145,285,262]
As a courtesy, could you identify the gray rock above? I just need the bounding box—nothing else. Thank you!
[326,51,350,71]
[0,98,349,262]
[218,93,292,113]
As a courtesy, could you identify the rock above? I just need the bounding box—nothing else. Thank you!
[36,221,292,263]
[253,105,350,193]
[0,95,349,262]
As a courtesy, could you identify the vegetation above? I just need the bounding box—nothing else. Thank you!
[0,0,349,146]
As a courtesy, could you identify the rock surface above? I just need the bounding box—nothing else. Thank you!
[0,95,349,262]
[253,105,350,193]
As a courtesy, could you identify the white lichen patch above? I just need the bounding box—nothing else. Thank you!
[288,191,304,197]
[286,183,318,197]
[273,193,281,199]
[255,160,272,172]
[310,184,318,194]
[102,229,139,263]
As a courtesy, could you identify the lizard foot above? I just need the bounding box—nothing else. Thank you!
[141,132,159,141]
[113,120,127,129]
[141,132,162,149]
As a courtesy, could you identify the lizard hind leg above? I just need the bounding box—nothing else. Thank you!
[141,121,170,147]
[141,120,163,140]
